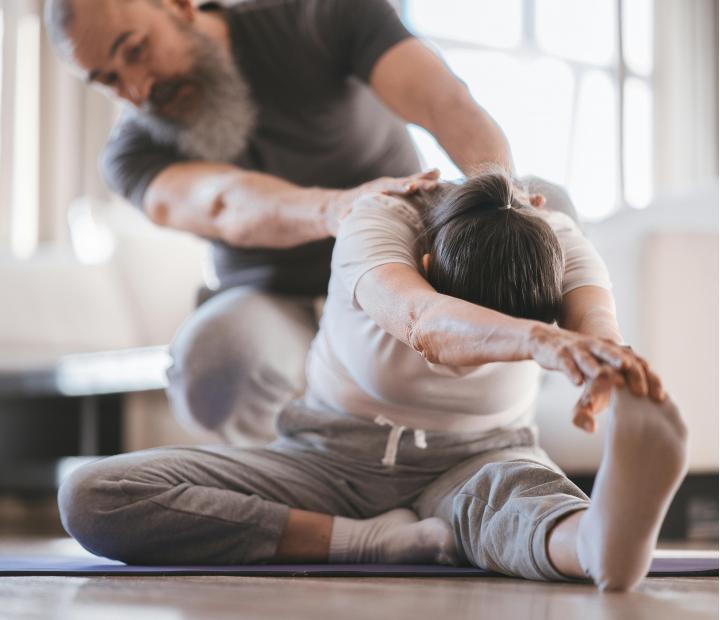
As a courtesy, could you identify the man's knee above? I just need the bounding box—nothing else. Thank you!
[59,452,182,562]
[58,459,127,559]
[166,288,317,437]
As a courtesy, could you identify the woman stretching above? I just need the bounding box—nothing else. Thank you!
[59,167,688,591]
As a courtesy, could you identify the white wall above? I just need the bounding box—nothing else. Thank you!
[654,0,718,194]
[0,205,207,369]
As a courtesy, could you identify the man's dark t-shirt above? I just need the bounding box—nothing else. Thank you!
[102,0,421,296]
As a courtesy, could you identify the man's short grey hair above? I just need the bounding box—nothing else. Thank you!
[44,0,161,55]
[44,0,75,52]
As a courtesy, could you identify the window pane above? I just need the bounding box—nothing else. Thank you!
[11,11,40,258]
[408,124,461,180]
[438,50,575,183]
[568,71,618,220]
[622,0,653,75]
[503,57,575,184]
[405,0,522,48]
[536,0,616,65]
[624,78,653,208]
[0,9,3,168]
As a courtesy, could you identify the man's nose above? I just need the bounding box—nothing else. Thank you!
[123,70,154,107]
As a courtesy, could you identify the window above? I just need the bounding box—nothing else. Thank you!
[0,0,115,261]
[401,0,654,221]
[0,1,41,258]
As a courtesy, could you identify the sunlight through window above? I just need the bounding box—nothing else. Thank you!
[11,11,40,258]
[406,0,522,48]
[443,51,576,185]
[403,0,654,220]
[624,78,653,208]
[568,71,618,220]
[0,10,4,170]
[536,0,616,66]
[501,57,575,185]
[623,0,654,76]
[408,125,460,179]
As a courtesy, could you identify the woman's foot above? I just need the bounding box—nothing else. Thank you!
[329,508,460,565]
[576,387,688,590]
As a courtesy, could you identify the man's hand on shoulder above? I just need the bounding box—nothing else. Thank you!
[324,169,439,236]
[144,163,439,248]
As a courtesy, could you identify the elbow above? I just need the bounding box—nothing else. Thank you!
[218,205,276,249]
[220,224,252,248]
[216,173,284,248]
[406,309,443,364]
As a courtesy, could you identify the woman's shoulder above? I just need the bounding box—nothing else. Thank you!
[351,192,425,231]
[531,207,582,234]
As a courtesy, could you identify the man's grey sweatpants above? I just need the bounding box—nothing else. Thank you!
[59,400,590,582]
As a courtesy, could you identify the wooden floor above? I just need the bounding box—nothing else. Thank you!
[1,537,717,620]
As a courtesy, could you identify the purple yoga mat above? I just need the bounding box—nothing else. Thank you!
[0,555,716,577]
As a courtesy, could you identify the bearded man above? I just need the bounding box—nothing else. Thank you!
[45,0,519,445]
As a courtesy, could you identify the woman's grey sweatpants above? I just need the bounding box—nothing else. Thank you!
[59,400,590,582]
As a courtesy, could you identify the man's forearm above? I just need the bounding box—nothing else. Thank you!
[427,87,515,175]
[369,39,514,174]
[144,162,339,248]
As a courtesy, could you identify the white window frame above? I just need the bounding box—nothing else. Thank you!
[399,0,655,216]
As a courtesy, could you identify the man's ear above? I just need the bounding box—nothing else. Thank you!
[164,0,195,22]
[421,253,431,274]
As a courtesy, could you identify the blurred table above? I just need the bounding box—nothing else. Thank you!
[0,347,170,398]
[0,347,171,491]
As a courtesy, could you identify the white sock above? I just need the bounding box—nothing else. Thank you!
[329,508,459,565]
[576,387,688,591]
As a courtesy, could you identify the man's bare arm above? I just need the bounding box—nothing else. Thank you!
[370,39,514,174]
[143,162,439,248]
[144,162,335,248]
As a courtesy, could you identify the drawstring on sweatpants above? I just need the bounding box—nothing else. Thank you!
[374,414,427,466]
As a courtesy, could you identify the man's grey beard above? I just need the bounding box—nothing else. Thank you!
[133,33,257,163]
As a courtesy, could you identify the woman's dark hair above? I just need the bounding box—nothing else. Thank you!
[416,166,564,324]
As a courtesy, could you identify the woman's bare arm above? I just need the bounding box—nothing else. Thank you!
[559,285,666,429]
[559,286,623,344]
[354,262,647,386]
[356,264,535,365]
[355,262,666,434]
